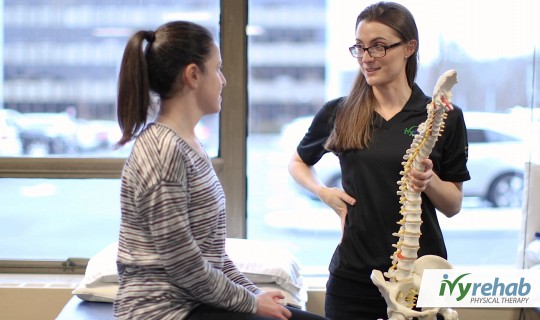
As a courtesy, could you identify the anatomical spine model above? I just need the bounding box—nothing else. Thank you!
[371,70,459,320]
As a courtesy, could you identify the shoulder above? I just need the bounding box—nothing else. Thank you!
[134,124,184,161]
[445,105,466,127]
[315,96,345,124]
[322,96,345,111]
[126,124,190,182]
[406,84,431,111]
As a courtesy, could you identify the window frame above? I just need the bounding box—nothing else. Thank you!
[0,0,247,274]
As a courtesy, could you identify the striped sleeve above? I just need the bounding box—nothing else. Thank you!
[222,252,262,295]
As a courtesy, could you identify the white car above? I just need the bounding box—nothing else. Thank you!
[280,111,533,207]
[0,110,23,156]
[461,112,529,207]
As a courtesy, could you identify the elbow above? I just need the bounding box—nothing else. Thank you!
[433,182,464,218]
[440,201,462,218]
[443,207,460,218]
[288,151,305,176]
[287,158,295,175]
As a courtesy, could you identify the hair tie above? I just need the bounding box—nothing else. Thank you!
[145,31,156,44]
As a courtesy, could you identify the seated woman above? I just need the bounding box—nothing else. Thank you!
[113,20,326,320]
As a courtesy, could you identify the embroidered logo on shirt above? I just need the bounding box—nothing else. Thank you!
[403,126,419,137]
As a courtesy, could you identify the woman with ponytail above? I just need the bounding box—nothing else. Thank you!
[114,21,326,320]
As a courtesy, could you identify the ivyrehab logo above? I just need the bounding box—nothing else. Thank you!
[417,269,540,308]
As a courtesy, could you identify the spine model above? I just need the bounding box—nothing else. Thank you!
[371,70,459,320]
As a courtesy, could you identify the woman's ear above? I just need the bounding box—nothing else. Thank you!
[183,63,201,89]
[405,39,417,58]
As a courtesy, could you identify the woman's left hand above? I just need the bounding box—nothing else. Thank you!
[408,158,433,192]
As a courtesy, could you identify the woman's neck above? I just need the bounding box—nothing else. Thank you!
[156,112,207,157]
[372,83,412,120]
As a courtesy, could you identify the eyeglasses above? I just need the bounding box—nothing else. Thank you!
[349,41,404,58]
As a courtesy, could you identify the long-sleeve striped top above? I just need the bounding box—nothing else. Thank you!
[114,123,261,320]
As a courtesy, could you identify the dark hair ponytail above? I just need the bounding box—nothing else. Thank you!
[116,31,151,147]
[115,21,214,147]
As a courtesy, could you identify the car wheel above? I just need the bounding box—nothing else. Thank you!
[26,141,49,156]
[486,172,524,208]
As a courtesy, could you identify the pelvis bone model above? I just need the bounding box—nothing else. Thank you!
[371,70,459,320]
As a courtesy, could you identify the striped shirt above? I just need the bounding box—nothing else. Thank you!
[114,123,260,320]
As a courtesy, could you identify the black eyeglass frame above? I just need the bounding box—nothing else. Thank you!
[349,41,404,58]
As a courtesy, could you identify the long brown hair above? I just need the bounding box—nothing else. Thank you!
[324,1,419,152]
[116,21,214,146]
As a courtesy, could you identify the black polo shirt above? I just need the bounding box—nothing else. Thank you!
[297,84,470,280]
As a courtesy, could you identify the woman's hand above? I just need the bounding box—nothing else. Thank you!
[288,151,356,232]
[317,186,356,232]
[255,291,291,320]
[409,158,464,217]
[408,158,433,192]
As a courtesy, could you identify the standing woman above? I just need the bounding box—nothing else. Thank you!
[288,2,470,320]
[114,21,326,320]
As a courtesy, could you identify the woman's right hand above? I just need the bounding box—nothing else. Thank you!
[288,151,355,233]
[255,291,292,320]
[317,186,356,232]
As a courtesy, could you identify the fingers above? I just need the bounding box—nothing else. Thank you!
[341,193,356,206]
[320,188,355,212]
[409,159,434,191]
[256,291,291,320]
[268,290,285,301]
[282,306,292,319]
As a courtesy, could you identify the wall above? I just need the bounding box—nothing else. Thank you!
[0,288,72,320]
[0,273,81,320]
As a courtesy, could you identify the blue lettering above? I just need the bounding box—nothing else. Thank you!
[493,277,505,296]
[471,282,482,296]
[481,282,493,296]
[518,278,531,296]
[505,282,517,296]
[444,275,532,301]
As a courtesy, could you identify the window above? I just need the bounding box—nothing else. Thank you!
[1,1,220,158]
[0,0,224,270]
[467,129,521,144]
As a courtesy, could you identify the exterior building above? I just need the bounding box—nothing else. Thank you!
[2,0,327,133]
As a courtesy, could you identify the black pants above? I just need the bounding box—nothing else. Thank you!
[325,273,387,320]
[186,304,327,320]
[325,273,447,320]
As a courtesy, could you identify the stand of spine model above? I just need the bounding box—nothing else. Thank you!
[371,70,460,320]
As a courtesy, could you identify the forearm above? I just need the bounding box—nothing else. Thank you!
[288,152,326,198]
[222,254,262,295]
[424,176,463,217]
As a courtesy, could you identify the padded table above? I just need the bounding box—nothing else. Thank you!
[56,297,113,320]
